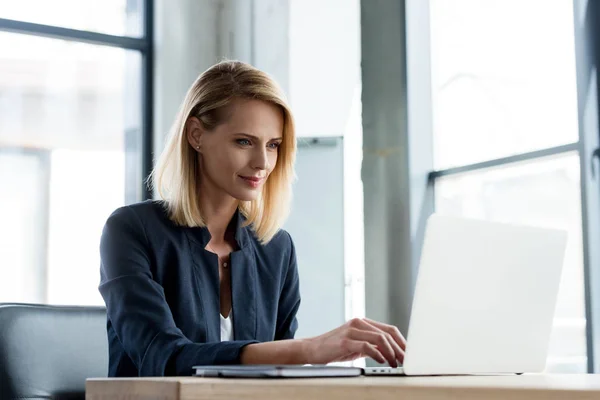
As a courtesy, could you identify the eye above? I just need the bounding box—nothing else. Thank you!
[236,138,251,146]
[268,142,281,149]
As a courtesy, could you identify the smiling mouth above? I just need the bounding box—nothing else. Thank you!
[239,175,265,188]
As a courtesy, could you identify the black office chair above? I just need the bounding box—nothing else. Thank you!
[0,303,108,400]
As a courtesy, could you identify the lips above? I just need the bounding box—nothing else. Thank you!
[239,175,265,188]
[240,176,264,182]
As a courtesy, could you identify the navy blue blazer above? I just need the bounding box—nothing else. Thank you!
[98,200,301,377]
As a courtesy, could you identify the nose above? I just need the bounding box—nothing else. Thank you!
[251,147,269,171]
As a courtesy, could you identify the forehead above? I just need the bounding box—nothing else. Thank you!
[221,98,284,138]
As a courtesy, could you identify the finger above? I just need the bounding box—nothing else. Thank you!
[355,319,405,365]
[363,318,407,348]
[342,338,386,364]
[347,328,398,367]
[363,318,407,350]
[348,318,403,364]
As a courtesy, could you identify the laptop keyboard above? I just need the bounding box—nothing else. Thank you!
[364,366,405,375]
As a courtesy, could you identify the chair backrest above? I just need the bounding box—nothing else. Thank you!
[0,303,108,400]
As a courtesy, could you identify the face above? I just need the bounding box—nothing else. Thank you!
[188,98,284,202]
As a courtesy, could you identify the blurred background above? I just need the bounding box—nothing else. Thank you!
[1,0,599,375]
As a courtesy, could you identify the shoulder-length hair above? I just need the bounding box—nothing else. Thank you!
[150,60,296,244]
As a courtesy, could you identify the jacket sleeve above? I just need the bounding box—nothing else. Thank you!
[98,206,258,376]
[274,231,302,340]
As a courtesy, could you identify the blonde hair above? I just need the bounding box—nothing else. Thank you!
[150,60,296,244]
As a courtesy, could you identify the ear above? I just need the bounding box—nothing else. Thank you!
[186,117,204,151]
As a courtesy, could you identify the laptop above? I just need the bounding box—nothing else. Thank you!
[194,214,568,378]
[364,214,568,376]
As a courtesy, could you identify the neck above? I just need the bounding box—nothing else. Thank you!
[197,180,238,244]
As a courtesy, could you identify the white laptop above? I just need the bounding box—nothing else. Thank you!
[364,213,568,376]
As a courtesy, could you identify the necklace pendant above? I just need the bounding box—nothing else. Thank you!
[223,262,228,268]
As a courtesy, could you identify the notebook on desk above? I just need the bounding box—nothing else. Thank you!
[193,365,363,378]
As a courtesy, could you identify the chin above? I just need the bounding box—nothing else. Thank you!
[230,188,261,202]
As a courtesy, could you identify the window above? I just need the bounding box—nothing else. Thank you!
[0,2,152,305]
[0,0,144,37]
[430,0,586,373]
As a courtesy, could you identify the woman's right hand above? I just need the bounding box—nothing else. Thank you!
[304,318,406,367]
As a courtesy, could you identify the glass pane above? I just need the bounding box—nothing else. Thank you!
[0,32,142,305]
[0,151,48,303]
[435,153,587,373]
[430,0,579,170]
[0,0,144,37]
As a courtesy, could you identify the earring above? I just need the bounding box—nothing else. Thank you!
[196,145,200,149]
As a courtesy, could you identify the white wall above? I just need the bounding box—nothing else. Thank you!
[153,0,221,156]
[289,0,361,138]
[252,0,290,95]
[287,0,364,323]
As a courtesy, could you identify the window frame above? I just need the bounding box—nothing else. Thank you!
[0,1,154,304]
[0,0,154,201]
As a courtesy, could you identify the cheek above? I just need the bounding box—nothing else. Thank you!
[201,150,232,180]
[204,148,235,170]
[268,152,278,172]
[228,150,252,172]
[208,149,252,180]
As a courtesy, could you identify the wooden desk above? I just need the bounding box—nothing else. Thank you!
[87,374,600,400]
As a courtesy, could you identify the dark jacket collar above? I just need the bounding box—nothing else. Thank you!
[187,207,250,250]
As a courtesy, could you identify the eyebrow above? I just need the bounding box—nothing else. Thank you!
[234,133,283,141]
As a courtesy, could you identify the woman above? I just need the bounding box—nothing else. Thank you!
[99,60,406,377]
